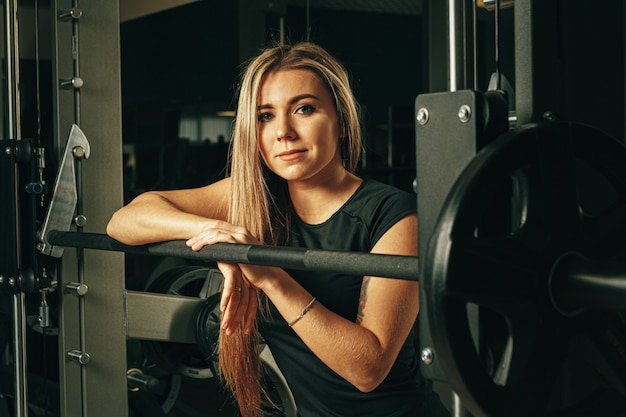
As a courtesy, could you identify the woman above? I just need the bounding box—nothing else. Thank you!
[107,42,449,417]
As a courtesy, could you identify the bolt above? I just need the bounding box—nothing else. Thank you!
[60,77,84,89]
[420,347,433,365]
[458,105,471,123]
[5,146,12,155]
[67,350,90,365]
[58,8,82,21]
[416,108,429,125]
[74,214,87,227]
[73,146,85,158]
[542,111,555,122]
[65,282,89,296]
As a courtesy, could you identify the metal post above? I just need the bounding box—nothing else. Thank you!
[11,293,28,417]
[3,0,29,415]
[442,2,478,415]
[51,0,127,415]
[4,0,21,138]
[446,0,475,91]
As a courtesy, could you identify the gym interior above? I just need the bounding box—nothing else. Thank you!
[1,0,625,416]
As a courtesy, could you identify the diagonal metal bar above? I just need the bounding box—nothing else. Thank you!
[46,230,419,281]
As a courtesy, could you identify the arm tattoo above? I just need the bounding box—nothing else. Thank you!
[357,276,371,324]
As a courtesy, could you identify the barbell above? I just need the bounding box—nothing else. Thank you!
[45,229,419,281]
[44,121,626,416]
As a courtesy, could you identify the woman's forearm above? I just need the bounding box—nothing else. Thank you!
[249,266,418,392]
[107,179,230,245]
[106,192,211,245]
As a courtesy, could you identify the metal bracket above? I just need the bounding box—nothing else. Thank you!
[37,124,90,257]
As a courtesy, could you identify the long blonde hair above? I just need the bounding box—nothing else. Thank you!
[219,41,362,417]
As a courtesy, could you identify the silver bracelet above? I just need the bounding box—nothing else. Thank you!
[288,297,317,327]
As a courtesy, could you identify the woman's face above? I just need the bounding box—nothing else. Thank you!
[256,68,344,184]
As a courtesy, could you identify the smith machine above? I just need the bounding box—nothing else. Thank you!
[1,0,626,416]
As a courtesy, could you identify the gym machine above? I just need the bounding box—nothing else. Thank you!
[1,1,626,417]
[416,0,626,416]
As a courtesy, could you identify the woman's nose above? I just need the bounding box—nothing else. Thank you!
[276,116,296,141]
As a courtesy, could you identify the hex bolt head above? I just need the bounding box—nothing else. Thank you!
[542,111,555,122]
[458,105,472,123]
[74,215,87,227]
[416,108,430,125]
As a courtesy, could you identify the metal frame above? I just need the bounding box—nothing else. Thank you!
[50,1,127,416]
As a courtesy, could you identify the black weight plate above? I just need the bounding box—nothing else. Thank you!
[424,122,626,417]
[142,266,223,379]
[195,292,222,372]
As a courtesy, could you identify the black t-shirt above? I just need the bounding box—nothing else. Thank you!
[259,179,443,417]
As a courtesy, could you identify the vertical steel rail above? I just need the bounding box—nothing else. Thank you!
[4,0,20,139]
[52,1,127,415]
[446,0,475,91]
[513,0,533,125]
[67,1,89,414]
[53,1,89,415]
[446,1,476,416]
[447,0,461,91]
[4,0,29,415]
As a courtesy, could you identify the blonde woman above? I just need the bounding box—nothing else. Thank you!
[107,42,449,417]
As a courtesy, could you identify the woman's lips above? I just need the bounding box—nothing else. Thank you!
[277,149,306,161]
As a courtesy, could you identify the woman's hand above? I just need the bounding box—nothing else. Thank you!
[185,220,259,250]
[185,220,263,334]
[217,262,257,335]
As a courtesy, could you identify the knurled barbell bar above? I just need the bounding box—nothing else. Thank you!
[45,230,420,281]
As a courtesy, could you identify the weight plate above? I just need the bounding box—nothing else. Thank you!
[424,122,626,417]
[195,292,222,377]
[127,339,183,416]
[140,265,297,416]
[142,266,223,379]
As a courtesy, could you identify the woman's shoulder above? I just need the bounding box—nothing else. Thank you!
[340,179,416,242]
[350,178,416,210]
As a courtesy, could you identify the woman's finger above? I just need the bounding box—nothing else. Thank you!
[186,222,261,251]
[218,262,241,308]
[227,279,251,333]
[187,230,235,251]
[217,262,245,334]
[243,285,258,335]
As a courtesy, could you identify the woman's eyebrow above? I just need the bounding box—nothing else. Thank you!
[257,93,320,111]
[289,93,320,103]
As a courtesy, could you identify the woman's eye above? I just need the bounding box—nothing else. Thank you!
[296,104,315,114]
[257,112,273,122]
